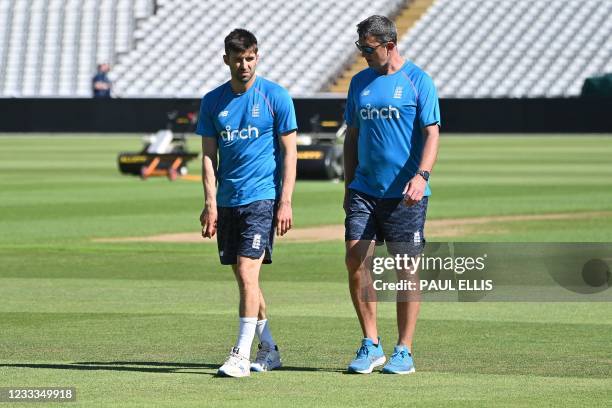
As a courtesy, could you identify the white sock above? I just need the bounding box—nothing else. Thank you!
[256,319,276,347]
[235,317,257,359]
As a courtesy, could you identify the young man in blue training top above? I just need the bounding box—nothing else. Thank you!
[197,29,297,378]
[343,15,441,375]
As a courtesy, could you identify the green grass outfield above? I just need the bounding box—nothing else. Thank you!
[0,134,611,407]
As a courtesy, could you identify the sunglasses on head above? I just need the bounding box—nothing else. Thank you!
[354,40,388,55]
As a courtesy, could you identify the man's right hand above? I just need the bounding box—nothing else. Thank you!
[200,206,217,238]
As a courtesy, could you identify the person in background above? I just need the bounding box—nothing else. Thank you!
[92,63,112,98]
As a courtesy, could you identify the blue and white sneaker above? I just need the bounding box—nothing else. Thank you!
[382,344,415,374]
[251,342,282,372]
[347,337,386,374]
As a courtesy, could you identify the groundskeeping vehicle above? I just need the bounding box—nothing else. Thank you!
[117,111,199,181]
[296,119,345,180]
[118,111,345,181]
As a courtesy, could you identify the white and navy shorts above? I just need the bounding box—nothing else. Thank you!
[216,199,276,265]
[345,189,428,256]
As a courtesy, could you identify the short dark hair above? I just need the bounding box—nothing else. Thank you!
[224,28,258,55]
[357,15,397,44]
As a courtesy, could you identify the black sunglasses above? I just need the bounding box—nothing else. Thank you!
[354,40,388,55]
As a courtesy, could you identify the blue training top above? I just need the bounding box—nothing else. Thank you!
[344,61,441,198]
[196,76,297,207]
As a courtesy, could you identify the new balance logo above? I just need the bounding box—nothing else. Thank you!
[220,125,260,141]
[252,104,260,118]
[414,231,421,244]
[359,104,400,120]
[219,110,229,117]
[252,234,261,250]
[393,86,403,99]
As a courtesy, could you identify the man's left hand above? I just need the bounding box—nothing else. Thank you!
[403,175,427,207]
[276,201,293,236]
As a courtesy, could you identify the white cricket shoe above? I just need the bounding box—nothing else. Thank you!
[250,342,282,372]
[217,347,251,378]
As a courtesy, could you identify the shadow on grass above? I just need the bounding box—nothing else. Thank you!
[0,361,345,376]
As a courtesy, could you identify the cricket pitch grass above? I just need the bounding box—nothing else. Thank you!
[1,134,611,407]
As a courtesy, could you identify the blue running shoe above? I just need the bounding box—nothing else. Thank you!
[347,337,386,374]
[382,344,415,374]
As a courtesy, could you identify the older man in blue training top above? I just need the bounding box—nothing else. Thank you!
[343,15,441,375]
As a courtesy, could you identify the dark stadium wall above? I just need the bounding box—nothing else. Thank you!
[0,98,611,133]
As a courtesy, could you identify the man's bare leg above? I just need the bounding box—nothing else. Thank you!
[232,254,264,318]
[396,261,421,351]
[346,240,378,340]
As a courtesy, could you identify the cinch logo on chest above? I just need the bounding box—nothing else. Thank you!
[360,104,400,120]
[220,125,260,141]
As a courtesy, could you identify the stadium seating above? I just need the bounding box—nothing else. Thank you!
[0,0,156,96]
[0,0,610,98]
[0,0,404,97]
[112,0,405,97]
[398,0,612,97]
